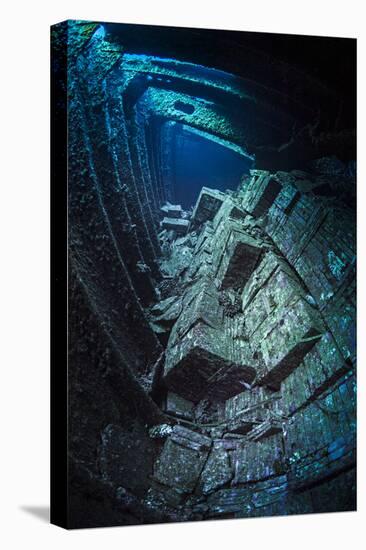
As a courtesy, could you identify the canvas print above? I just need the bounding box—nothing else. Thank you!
[51,20,356,528]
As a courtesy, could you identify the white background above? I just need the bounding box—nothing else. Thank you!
[0,1,364,548]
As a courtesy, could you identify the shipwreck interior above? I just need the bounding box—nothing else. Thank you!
[52,21,356,527]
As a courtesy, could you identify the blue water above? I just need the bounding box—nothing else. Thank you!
[163,123,253,209]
